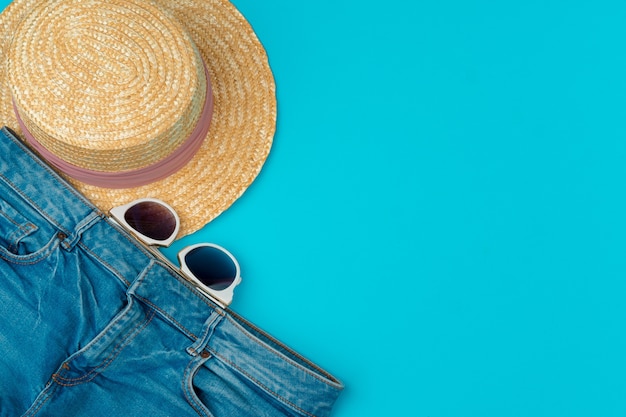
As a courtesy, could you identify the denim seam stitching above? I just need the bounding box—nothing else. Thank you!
[0,152,99,243]
[77,240,131,286]
[0,234,59,264]
[224,314,337,386]
[209,350,317,417]
[5,221,35,253]
[133,293,199,340]
[128,261,199,339]
[148,258,222,311]
[0,173,66,233]
[1,128,95,209]
[182,355,214,417]
[52,309,156,386]
[23,380,59,417]
[0,208,36,253]
[105,217,158,260]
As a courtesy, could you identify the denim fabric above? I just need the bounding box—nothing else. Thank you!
[0,127,342,417]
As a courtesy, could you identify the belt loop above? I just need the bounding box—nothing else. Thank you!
[58,209,103,251]
[186,311,223,357]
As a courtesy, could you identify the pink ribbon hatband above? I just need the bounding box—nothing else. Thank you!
[13,64,213,189]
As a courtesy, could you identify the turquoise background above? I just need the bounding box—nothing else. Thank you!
[201,1,626,416]
[4,0,626,415]
[183,1,626,416]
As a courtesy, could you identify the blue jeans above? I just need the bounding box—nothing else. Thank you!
[0,127,342,416]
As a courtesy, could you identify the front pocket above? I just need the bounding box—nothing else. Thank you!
[184,354,217,417]
[0,198,39,255]
[185,355,302,417]
[52,293,154,386]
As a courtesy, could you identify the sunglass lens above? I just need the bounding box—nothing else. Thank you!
[124,201,177,241]
[184,246,237,291]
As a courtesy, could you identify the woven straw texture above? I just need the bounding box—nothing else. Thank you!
[0,0,276,236]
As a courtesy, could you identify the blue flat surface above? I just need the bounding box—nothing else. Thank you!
[5,0,626,416]
[213,2,626,416]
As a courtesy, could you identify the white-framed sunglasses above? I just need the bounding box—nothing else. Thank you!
[109,198,241,307]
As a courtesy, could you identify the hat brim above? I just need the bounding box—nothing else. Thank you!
[0,0,276,236]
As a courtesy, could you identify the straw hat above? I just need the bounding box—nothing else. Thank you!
[0,0,276,236]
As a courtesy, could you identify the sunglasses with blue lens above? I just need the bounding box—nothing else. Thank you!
[109,198,241,307]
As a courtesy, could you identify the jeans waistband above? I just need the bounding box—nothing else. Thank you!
[0,127,342,416]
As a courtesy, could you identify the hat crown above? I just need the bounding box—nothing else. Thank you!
[8,0,208,173]
[0,0,276,235]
